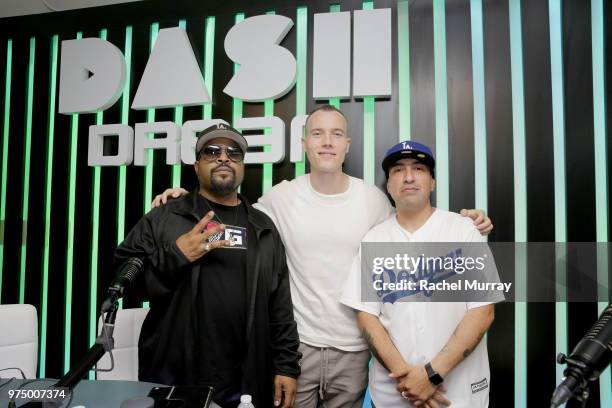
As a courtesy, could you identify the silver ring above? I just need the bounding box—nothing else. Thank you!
[401,391,409,400]
[203,243,211,252]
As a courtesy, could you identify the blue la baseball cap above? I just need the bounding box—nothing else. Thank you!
[382,140,435,177]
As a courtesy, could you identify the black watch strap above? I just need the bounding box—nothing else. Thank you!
[425,362,444,385]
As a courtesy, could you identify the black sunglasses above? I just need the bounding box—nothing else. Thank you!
[198,145,244,162]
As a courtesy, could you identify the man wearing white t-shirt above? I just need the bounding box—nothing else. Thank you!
[152,106,494,407]
[341,140,499,408]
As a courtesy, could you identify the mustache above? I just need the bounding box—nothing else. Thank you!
[211,164,234,174]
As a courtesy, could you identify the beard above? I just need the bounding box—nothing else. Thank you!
[210,169,237,196]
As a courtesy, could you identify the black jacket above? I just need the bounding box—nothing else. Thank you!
[114,190,301,406]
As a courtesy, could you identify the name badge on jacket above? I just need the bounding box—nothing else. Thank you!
[206,222,247,250]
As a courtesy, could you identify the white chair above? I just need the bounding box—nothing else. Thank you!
[96,307,149,380]
[0,304,38,379]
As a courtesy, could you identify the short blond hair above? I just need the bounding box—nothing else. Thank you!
[304,104,348,135]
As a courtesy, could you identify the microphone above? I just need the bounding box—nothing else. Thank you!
[101,257,144,312]
[111,257,144,288]
[551,303,612,407]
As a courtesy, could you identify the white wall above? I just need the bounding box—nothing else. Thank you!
[0,0,144,18]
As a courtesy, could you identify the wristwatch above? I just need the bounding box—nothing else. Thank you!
[425,362,444,385]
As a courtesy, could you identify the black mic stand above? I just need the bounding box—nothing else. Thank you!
[56,294,119,389]
[18,292,120,407]
[554,353,590,408]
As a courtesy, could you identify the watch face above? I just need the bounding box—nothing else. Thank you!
[430,373,444,385]
[426,363,444,385]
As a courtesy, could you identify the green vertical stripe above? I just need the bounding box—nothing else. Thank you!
[514,259,528,408]
[592,0,608,243]
[548,2,567,242]
[363,98,375,184]
[328,4,342,111]
[548,0,568,388]
[232,14,244,195]
[0,39,12,303]
[509,2,528,243]
[294,7,307,178]
[19,37,36,304]
[64,30,82,373]
[509,0,528,405]
[262,11,276,194]
[143,23,159,215]
[470,0,487,212]
[397,0,411,141]
[172,20,186,188]
[202,17,215,121]
[39,34,58,378]
[263,98,274,193]
[64,118,78,373]
[117,26,132,311]
[433,0,449,210]
[232,13,245,127]
[142,23,159,309]
[88,29,107,380]
[591,0,611,405]
[362,1,375,185]
[469,0,490,345]
[117,25,133,247]
[88,135,102,378]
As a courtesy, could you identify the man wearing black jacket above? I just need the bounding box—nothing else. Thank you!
[114,123,301,408]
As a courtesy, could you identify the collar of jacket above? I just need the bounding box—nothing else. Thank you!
[171,188,271,234]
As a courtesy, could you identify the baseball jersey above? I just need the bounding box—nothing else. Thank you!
[341,209,496,408]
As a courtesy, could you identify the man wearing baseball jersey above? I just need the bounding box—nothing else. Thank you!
[341,140,500,408]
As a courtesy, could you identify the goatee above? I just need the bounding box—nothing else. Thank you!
[210,174,236,196]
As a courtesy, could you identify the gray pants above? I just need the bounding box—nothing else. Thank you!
[295,342,370,408]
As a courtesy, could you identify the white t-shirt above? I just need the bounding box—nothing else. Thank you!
[340,209,495,408]
[254,174,393,350]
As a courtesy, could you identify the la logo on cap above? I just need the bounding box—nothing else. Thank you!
[218,123,227,129]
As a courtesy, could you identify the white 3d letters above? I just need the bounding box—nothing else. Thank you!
[59,38,126,114]
[223,15,296,101]
[235,116,285,164]
[132,28,211,110]
[88,124,134,166]
[134,122,181,165]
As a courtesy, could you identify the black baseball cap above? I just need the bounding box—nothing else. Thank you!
[195,123,248,156]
